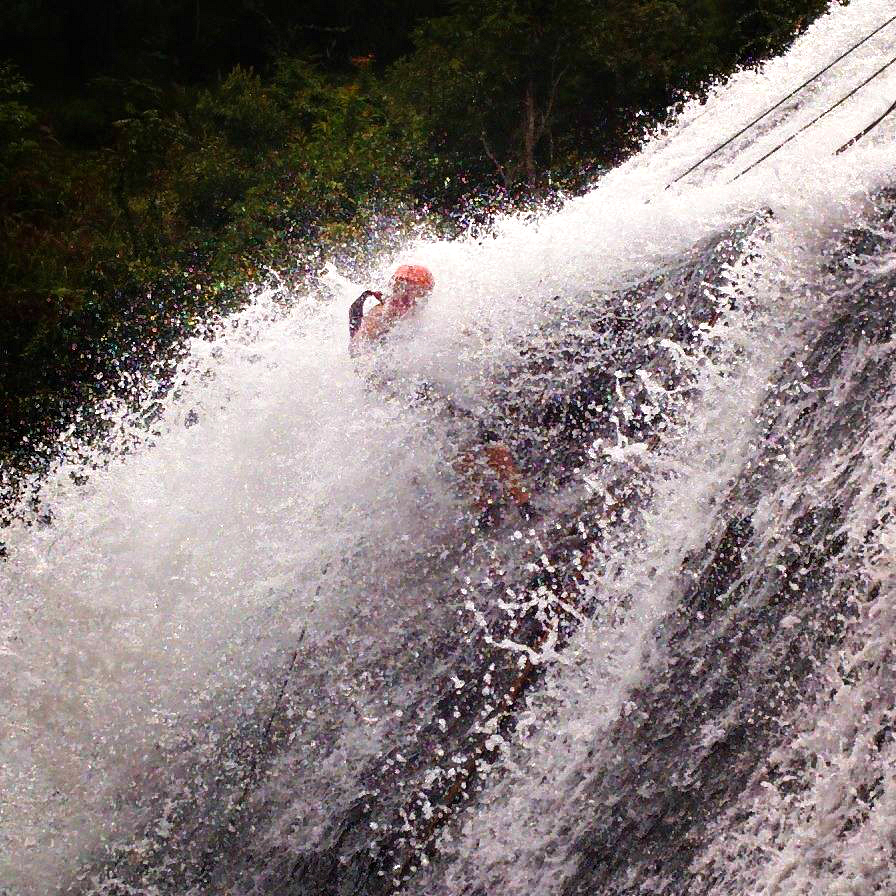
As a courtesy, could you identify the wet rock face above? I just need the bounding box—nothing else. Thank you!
[496,211,773,494]
[72,193,896,896]
[559,503,851,895]
[73,214,774,896]
[229,218,782,896]
[557,200,896,896]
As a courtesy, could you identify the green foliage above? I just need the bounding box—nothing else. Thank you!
[0,0,836,461]
[390,0,602,184]
[174,138,248,230]
[713,0,830,61]
[197,66,285,152]
[0,61,36,177]
[392,0,832,183]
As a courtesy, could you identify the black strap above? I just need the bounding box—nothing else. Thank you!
[349,290,381,339]
[836,96,896,154]
[667,13,896,188]
[730,50,896,183]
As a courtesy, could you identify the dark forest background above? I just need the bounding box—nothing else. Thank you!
[1,0,832,466]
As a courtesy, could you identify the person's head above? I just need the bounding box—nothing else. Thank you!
[387,264,434,316]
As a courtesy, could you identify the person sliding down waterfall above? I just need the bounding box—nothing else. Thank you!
[349,263,534,528]
[349,263,433,354]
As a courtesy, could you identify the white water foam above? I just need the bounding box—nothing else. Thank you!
[688,240,896,896]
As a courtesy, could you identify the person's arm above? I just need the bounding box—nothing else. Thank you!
[349,290,382,340]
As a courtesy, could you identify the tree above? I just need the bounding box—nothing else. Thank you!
[0,61,36,179]
[388,0,830,191]
[390,0,602,188]
[707,0,829,64]
[389,0,710,187]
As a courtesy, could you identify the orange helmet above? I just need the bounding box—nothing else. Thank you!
[391,264,435,292]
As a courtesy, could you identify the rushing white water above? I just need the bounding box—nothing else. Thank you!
[2,1,896,893]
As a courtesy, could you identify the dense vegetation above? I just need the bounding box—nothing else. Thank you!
[1,0,831,468]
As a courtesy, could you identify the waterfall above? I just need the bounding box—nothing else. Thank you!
[2,1,896,893]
